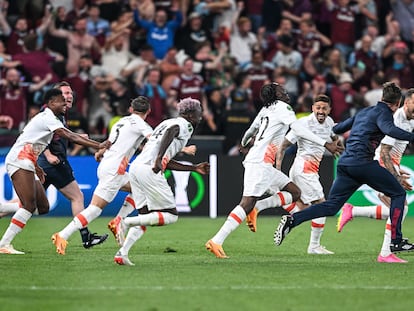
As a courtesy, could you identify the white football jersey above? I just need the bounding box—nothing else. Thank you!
[5,108,64,165]
[100,113,153,174]
[374,107,414,165]
[286,113,334,164]
[244,101,297,164]
[135,117,193,168]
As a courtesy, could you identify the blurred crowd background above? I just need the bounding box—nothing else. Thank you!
[1,0,414,155]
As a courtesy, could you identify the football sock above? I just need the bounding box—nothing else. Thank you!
[120,226,146,255]
[0,201,19,214]
[256,191,294,213]
[0,208,32,246]
[124,212,178,227]
[60,205,102,240]
[283,202,300,214]
[309,217,326,247]
[117,195,135,218]
[211,205,246,245]
[352,205,388,219]
[380,220,392,257]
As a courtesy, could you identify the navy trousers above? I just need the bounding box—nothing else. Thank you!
[292,161,406,244]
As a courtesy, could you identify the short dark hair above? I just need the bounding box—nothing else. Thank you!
[130,96,150,113]
[314,94,331,106]
[260,82,290,106]
[405,88,414,99]
[43,88,63,104]
[382,82,402,104]
[23,33,37,51]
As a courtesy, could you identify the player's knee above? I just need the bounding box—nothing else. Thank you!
[285,182,301,202]
[36,200,50,215]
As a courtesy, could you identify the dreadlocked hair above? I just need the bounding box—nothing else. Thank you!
[260,83,290,107]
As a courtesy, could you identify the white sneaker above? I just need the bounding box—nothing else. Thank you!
[307,245,334,255]
[0,244,25,254]
[114,251,135,266]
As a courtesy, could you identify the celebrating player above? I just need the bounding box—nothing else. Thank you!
[0,88,110,254]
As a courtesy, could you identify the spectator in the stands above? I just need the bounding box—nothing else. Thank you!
[48,16,101,72]
[175,12,211,59]
[86,4,111,47]
[133,2,182,59]
[0,68,52,129]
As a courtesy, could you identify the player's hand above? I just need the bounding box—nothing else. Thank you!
[398,175,412,191]
[99,140,112,150]
[182,145,197,156]
[0,115,13,129]
[152,157,163,174]
[46,153,60,165]
[194,162,210,175]
[399,168,411,177]
[325,140,344,157]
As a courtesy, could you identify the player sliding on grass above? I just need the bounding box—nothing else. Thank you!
[337,88,414,263]
[0,89,111,254]
[275,82,414,262]
[205,83,344,259]
[246,94,339,255]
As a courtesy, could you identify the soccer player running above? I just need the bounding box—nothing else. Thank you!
[248,94,337,254]
[336,88,414,263]
[0,88,110,254]
[275,82,414,260]
[110,97,209,266]
[37,81,108,249]
[205,83,344,259]
[51,96,154,255]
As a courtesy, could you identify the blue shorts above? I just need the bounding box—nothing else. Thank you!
[42,160,75,190]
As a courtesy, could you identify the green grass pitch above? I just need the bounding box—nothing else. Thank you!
[1,216,414,311]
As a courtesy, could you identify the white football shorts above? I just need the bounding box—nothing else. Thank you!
[94,164,130,203]
[129,162,176,211]
[242,162,291,197]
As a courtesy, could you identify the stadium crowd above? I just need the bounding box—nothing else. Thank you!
[0,0,414,154]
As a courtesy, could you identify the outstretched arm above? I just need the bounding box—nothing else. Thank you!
[55,127,111,150]
[166,160,210,174]
[291,121,344,155]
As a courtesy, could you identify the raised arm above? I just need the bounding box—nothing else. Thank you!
[133,8,152,30]
[0,9,11,36]
[48,15,70,38]
[28,73,53,92]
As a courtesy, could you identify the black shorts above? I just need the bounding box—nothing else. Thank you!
[42,160,76,190]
